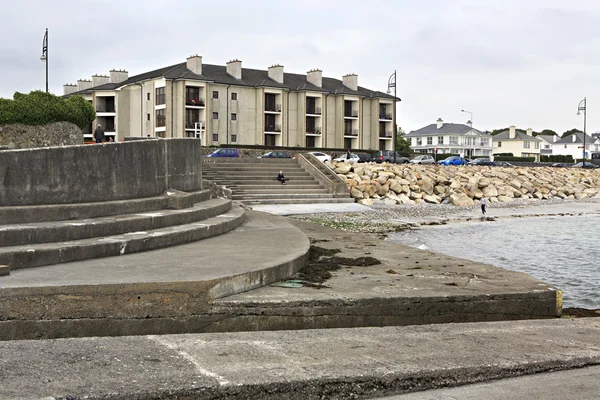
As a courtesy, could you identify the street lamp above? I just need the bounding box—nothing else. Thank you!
[40,28,48,93]
[387,70,397,163]
[577,98,586,163]
[461,109,473,158]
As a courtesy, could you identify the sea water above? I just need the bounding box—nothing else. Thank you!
[388,214,600,309]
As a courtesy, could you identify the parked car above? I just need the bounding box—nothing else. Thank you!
[307,151,332,163]
[257,151,292,159]
[204,148,239,158]
[572,161,598,169]
[551,162,569,168]
[438,156,466,166]
[374,150,409,163]
[409,155,436,165]
[356,153,374,162]
[467,158,495,166]
[333,153,361,163]
[494,161,515,168]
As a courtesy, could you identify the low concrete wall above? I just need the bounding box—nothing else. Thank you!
[0,122,83,149]
[0,138,202,206]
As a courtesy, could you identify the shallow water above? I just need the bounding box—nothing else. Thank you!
[388,214,600,309]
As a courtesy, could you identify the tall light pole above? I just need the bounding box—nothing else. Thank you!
[40,28,48,93]
[387,70,397,163]
[461,109,473,158]
[577,98,586,163]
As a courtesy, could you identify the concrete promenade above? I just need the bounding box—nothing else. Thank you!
[1,318,599,399]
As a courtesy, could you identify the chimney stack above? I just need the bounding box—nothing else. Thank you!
[226,59,242,80]
[509,125,516,139]
[63,84,78,95]
[573,134,577,143]
[186,55,203,75]
[268,64,284,84]
[76,79,92,92]
[342,73,358,91]
[526,128,533,136]
[91,74,110,87]
[436,118,443,129]
[109,69,129,84]
[307,69,322,87]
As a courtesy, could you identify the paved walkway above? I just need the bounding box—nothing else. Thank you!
[250,202,371,215]
[1,318,599,399]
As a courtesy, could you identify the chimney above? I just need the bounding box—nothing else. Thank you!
[91,74,109,87]
[77,79,92,92]
[572,134,577,143]
[186,55,203,75]
[268,64,284,84]
[436,118,443,129]
[509,125,516,139]
[109,69,129,83]
[553,135,558,143]
[307,69,322,87]
[466,120,472,127]
[226,59,242,80]
[63,84,77,95]
[526,128,533,136]
[342,73,358,91]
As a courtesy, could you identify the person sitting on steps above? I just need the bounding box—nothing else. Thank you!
[277,170,287,185]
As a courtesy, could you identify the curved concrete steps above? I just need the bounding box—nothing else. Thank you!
[0,204,245,270]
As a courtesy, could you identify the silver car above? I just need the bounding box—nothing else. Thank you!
[409,155,436,164]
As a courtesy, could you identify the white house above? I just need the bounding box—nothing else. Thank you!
[551,132,600,160]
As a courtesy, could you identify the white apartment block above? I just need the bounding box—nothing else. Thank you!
[64,55,399,151]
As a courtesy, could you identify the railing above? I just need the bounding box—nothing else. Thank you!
[265,104,282,112]
[306,128,322,135]
[307,106,322,115]
[265,124,282,132]
[185,98,205,107]
[156,94,166,105]
[344,110,359,117]
[380,113,393,120]
[185,121,204,129]
[156,117,166,127]
[96,106,115,113]
[345,129,359,136]
[379,131,393,138]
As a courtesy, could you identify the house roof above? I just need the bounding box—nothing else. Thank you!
[553,131,596,145]
[64,62,399,100]
[493,130,542,142]
[406,123,490,137]
[536,134,557,144]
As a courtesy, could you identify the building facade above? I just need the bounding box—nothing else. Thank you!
[549,132,600,160]
[492,126,541,161]
[405,118,493,158]
[64,56,398,151]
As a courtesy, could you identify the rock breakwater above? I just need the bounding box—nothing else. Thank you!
[328,161,600,206]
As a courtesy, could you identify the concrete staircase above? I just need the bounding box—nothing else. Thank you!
[203,157,354,205]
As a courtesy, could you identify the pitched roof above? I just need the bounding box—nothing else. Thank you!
[553,131,595,145]
[64,62,399,100]
[406,123,490,137]
[536,134,557,143]
[493,130,542,141]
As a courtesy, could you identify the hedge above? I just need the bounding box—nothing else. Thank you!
[494,156,536,162]
[540,154,575,163]
[0,91,95,129]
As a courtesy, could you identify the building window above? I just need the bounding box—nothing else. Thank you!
[438,136,444,145]
[231,134,237,142]
[155,87,166,105]
[212,91,219,99]
[524,141,530,148]
[155,109,166,127]
[147,93,150,101]
[231,92,237,101]
[231,113,237,121]
[212,133,218,142]
[147,113,150,121]
[535,142,539,149]
[416,138,422,146]
[213,112,218,119]
[427,136,433,145]
[497,141,502,147]
[185,86,202,106]
[449,136,458,145]
[564,145,567,149]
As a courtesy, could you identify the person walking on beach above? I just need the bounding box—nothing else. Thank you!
[481,195,487,215]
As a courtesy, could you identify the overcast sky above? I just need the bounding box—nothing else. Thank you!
[2,0,600,134]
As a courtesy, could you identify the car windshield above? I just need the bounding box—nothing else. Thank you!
[444,157,454,161]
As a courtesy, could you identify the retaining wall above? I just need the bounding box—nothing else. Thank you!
[0,138,202,206]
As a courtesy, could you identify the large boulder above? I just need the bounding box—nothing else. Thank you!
[334,164,352,174]
[482,185,499,197]
[450,192,474,206]
[423,194,441,204]
[351,187,364,199]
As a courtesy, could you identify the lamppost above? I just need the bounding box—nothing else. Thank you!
[461,109,473,158]
[577,98,586,163]
[40,28,48,93]
[387,70,397,163]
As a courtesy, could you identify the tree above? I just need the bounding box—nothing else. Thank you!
[562,128,581,138]
[535,129,557,136]
[395,127,411,152]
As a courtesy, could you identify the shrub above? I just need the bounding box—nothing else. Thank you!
[0,91,95,129]
[495,156,536,162]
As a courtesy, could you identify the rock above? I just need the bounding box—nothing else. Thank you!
[398,194,416,205]
[334,164,352,174]
[377,175,388,185]
[423,194,441,204]
[365,184,377,198]
[358,198,373,205]
[482,185,499,197]
[351,187,364,199]
[496,195,513,203]
[389,180,403,194]
[478,178,491,188]
[419,178,434,195]
[450,192,474,206]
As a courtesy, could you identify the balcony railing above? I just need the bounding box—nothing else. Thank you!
[344,129,359,136]
[185,121,204,129]
[379,113,393,120]
[344,110,359,118]
[186,98,205,107]
[265,104,282,112]
[379,131,393,138]
[307,106,322,115]
[306,128,322,135]
[96,106,115,113]
[265,124,282,132]
[156,117,166,127]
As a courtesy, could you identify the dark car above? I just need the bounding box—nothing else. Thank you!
[467,158,495,166]
[258,151,292,159]
[356,153,374,162]
[374,150,409,164]
[495,161,515,168]
[572,161,598,169]
[204,148,239,158]
[551,163,568,168]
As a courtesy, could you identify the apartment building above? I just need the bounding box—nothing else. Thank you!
[64,56,399,151]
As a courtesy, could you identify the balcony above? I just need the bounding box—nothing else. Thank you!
[185,121,204,130]
[156,117,166,128]
[379,113,393,120]
[265,124,282,133]
[265,104,282,113]
[306,127,322,135]
[185,98,205,107]
[96,106,115,113]
[379,130,393,138]
[344,110,359,118]
[344,129,359,136]
[307,106,322,115]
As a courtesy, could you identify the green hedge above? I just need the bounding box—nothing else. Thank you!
[494,156,535,162]
[0,91,95,129]
[540,154,574,163]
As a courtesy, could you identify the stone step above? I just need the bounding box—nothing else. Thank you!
[0,198,232,247]
[239,197,356,205]
[204,166,305,173]
[232,193,336,200]
[0,206,246,271]
[228,183,323,189]
[203,171,311,178]
[215,178,319,185]
[234,188,331,195]
[203,158,299,164]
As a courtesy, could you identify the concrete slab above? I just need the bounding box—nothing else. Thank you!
[1,318,599,399]
[251,202,371,215]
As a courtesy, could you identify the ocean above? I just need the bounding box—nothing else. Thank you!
[388,214,600,309]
